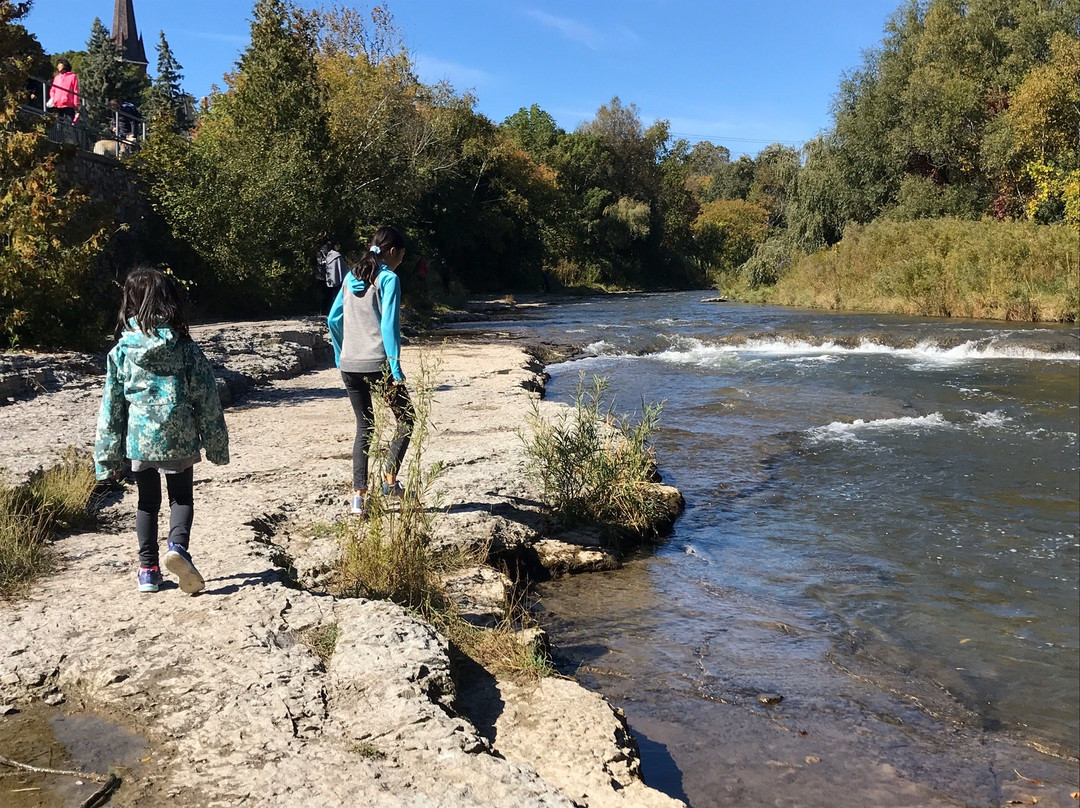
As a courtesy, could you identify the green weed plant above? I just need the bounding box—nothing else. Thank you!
[524,373,663,535]
[336,353,449,617]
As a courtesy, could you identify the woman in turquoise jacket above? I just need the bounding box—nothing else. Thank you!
[95,269,229,594]
[327,225,414,516]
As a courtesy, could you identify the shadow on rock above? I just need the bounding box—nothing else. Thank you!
[451,650,506,747]
[202,569,284,595]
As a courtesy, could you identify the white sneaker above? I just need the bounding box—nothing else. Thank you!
[351,494,366,516]
[164,543,205,595]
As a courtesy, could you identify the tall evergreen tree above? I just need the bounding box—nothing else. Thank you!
[81,17,151,134]
[80,17,122,130]
[146,30,194,131]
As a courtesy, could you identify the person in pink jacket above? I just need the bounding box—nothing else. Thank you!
[47,59,80,124]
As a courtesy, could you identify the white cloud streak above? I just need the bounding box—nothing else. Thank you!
[525,9,602,50]
[412,54,493,89]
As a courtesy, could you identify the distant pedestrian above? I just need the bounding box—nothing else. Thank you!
[94,268,230,595]
[439,259,452,293]
[47,59,79,124]
[322,240,346,314]
[108,99,139,138]
[327,226,414,516]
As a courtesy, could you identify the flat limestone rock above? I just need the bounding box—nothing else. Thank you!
[0,333,681,807]
[463,676,686,808]
[534,539,621,575]
[442,565,513,627]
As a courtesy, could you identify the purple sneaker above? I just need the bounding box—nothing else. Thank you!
[138,566,163,593]
[164,543,205,594]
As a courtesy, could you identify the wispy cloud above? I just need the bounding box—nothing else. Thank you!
[525,10,602,50]
[412,54,493,90]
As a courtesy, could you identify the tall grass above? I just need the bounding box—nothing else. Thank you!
[336,353,448,617]
[765,219,1079,322]
[0,449,97,598]
[523,373,664,535]
[331,353,555,679]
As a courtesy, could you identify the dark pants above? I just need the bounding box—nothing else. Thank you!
[322,283,341,315]
[135,467,194,568]
[341,371,414,491]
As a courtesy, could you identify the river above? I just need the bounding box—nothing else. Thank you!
[452,291,1080,807]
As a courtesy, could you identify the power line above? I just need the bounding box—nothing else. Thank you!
[668,131,805,146]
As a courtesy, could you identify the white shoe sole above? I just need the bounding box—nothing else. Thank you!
[164,549,205,594]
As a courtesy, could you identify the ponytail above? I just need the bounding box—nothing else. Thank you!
[352,225,406,292]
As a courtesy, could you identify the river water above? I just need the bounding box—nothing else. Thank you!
[452,292,1080,807]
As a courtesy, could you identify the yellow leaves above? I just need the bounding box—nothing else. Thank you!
[1005,33,1080,160]
[693,198,770,270]
[1023,161,1080,227]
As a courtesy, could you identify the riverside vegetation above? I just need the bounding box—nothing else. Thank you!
[524,374,665,537]
[307,359,665,679]
[0,450,97,598]
[3,0,1079,353]
[761,218,1079,320]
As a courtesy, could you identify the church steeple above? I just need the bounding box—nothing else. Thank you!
[112,0,148,69]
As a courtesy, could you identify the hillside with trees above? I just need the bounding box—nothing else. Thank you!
[2,0,1077,349]
[723,0,1079,320]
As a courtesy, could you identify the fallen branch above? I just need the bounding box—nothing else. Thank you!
[78,773,121,808]
[0,754,121,807]
[0,753,112,783]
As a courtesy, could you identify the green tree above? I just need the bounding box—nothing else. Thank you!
[80,17,149,134]
[991,31,1080,224]
[145,30,194,132]
[818,0,1080,227]
[748,143,801,228]
[502,104,562,163]
[707,154,756,201]
[80,17,123,129]
[693,199,769,276]
[138,0,331,310]
[686,140,730,176]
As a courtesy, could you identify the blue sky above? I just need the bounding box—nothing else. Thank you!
[25,0,902,157]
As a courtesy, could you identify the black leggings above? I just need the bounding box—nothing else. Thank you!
[135,467,194,568]
[341,371,414,491]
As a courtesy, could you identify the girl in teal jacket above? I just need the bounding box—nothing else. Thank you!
[95,269,229,594]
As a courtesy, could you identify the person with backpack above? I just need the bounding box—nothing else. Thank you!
[327,226,414,516]
[322,240,346,314]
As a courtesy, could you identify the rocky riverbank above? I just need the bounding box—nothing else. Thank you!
[0,317,685,808]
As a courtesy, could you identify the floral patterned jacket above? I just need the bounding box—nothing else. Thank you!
[94,323,230,479]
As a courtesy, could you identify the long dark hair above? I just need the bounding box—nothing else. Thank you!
[116,268,190,339]
[352,226,405,289]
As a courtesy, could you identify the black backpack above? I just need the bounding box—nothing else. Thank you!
[314,247,329,282]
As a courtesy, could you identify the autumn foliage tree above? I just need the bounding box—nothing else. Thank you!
[0,1,108,349]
